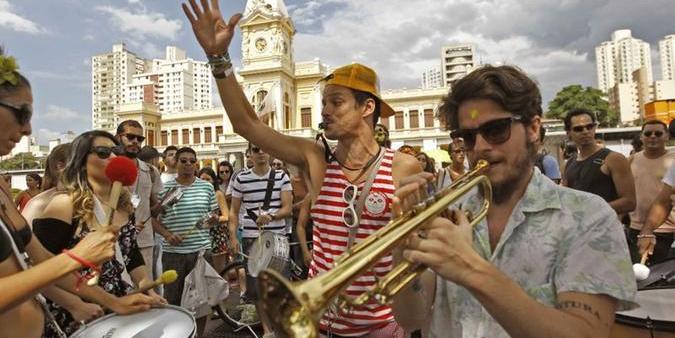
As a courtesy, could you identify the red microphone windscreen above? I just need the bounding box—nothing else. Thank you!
[105,156,138,186]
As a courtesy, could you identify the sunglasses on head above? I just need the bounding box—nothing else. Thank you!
[90,146,119,159]
[0,100,32,125]
[643,130,664,137]
[454,115,525,150]
[179,158,197,165]
[122,133,145,143]
[571,122,597,133]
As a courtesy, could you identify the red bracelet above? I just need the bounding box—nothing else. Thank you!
[62,249,100,271]
[63,249,102,290]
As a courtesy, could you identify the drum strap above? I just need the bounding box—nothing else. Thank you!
[0,218,67,338]
[346,148,385,249]
[246,168,277,223]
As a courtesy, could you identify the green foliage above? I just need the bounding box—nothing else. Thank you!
[546,85,619,127]
[0,153,43,170]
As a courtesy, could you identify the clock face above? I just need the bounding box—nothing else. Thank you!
[255,38,267,52]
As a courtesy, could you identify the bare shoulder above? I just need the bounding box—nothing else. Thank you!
[41,192,74,223]
[392,151,423,187]
[606,151,629,167]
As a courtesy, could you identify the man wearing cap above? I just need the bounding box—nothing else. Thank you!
[182,2,420,337]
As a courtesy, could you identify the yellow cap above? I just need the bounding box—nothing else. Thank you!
[321,63,395,118]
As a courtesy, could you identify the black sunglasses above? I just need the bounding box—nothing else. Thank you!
[179,158,197,165]
[0,100,32,125]
[90,146,119,159]
[571,123,597,133]
[122,133,146,143]
[250,146,263,153]
[219,170,230,174]
[643,130,664,138]
[454,116,525,150]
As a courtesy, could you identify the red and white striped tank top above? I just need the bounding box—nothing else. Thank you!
[309,148,396,336]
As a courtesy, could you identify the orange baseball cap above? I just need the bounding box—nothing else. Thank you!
[321,63,395,118]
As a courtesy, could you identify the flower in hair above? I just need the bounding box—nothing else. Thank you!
[0,55,20,86]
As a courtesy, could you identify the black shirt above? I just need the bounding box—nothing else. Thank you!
[564,147,618,203]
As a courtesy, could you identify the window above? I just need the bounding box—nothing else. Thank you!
[301,107,312,128]
[147,130,155,146]
[409,110,419,129]
[284,92,291,129]
[205,127,212,143]
[380,116,389,129]
[193,128,201,144]
[394,111,404,129]
[424,109,434,127]
[215,126,223,142]
[171,130,178,145]
[182,129,189,145]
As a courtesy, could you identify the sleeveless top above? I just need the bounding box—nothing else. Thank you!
[629,151,675,232]
[564,148,618,203]
[309,148,396,336]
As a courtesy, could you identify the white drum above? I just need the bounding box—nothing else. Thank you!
[69,305,196,338]
[248,231,290,277]
[612,288,675,338]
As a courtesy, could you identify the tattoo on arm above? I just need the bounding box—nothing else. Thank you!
[555,301,601,320]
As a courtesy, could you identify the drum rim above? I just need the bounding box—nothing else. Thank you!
[69,304,196,337]
[615,286,675,332]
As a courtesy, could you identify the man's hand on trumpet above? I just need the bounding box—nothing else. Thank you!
[391,171,486,286]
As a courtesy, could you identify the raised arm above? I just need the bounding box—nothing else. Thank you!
[181,0,322,168]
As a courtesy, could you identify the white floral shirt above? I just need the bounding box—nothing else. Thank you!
[430,168,637,338]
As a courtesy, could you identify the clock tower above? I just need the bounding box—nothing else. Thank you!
[239,0,295,131]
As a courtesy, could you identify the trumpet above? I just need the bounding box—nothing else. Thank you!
[257,160,491,338]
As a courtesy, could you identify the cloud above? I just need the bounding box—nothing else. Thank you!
[36,128,61,143]
[0,0,46,34]
[290,0,675,106]
[82,33,95,41]
[95,5,182,41]
[41,105,81,120]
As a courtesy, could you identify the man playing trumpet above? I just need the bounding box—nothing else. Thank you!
[392,65,636,338]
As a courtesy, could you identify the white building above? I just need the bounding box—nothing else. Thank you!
[123,46,212,115]
[91,43,148,131]
[421,67,443,89]
[441,44,476,88]
[595,29,653,93]
[655,80,675,100]
[660,34,675,81]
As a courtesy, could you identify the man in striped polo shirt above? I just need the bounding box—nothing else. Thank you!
[230,143,292,303]
[155,147,217,336]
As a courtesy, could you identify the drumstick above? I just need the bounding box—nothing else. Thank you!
[129,270,178,295]
[640,251,649,265]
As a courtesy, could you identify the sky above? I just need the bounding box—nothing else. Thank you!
[1,0,674,144]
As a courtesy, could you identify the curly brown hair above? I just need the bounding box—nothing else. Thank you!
[438,65,542,130]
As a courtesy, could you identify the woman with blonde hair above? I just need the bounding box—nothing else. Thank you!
[33,130,164,336]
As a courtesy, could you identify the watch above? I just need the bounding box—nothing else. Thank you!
[207,52,233,79]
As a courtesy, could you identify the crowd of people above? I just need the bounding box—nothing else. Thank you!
[1,1,674,338]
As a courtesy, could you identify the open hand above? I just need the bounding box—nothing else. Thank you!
[182,0,242,55]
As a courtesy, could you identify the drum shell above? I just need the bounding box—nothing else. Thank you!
[248,231,290,277]
[612,287,675,338]
[69,305,196,338]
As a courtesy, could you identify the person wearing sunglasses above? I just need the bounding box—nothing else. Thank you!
[562,108,636,218]
[181,2,421,336]
[115,120,163,283]
[217,160,234,196]
[33,130,166,335]
[155,146,217,337]
[627,120,675,265]
[392,65,636,338]
[0,48,158,338]
[229,144,292,317]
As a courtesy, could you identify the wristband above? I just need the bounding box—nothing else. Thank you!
[637,234,656,239]
[63,249,102,290]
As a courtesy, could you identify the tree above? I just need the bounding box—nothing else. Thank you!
[546,85,619,127]
[0,153,43,170]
